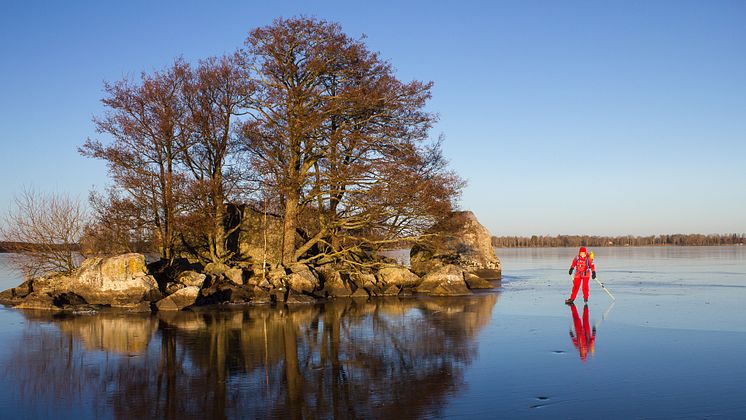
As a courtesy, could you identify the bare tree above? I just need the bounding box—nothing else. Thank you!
[80,59,192,263]
[1,188,88,278]
[179,55,253,263]
[239,17,462,266]
[79,188,155,256]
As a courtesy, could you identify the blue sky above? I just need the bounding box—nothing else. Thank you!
[1,0,744,236]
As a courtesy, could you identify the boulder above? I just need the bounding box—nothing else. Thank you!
[271,288,287,302]
[351,288,370,299]
[267,268,286,288]
[25,253,162,309]
[285,265,320,293]
[14,292,58,311]
[224,267,244,285]
[410,211,501,279]
[286,291,316,305]
[382,285,400,296]
[0,279,33,306]
[464,272,496,289]
[237,206,284,265]
[197,278,252,305]
[317,267,353,297]
[156,286,200,311]
[176,271,207,288]
[252,287,272,304]
[203,262,229,278]
[416,264,472,296]
[351,272,377,289]
[376,266,421,288]
[164,282,185,295]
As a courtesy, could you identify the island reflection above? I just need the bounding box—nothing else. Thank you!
[5,294,498,419]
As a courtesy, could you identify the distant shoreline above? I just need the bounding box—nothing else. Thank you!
[0,242,81,254]
[2,241,743,254]
[492,233,744,248]
[492,243,744,249]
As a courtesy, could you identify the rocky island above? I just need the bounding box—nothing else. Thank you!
[1,211,501,312]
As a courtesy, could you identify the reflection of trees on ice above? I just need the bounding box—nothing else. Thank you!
[3,294,498,419]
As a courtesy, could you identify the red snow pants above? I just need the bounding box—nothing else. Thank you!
[570,274,590,301]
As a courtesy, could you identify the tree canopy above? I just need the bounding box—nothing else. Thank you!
[81,17,463,268]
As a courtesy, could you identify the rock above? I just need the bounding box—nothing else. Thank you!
[317,267,353,297]
[431,282,472,297]
[0,279,33,306]
[51,292,87,306]
[203,262,229,278]
[237,206,284,265]
[252,287,272,304]
[464,272,496,289]
[14,292,58,310]
[351,272,377,289]
[351,288,369,299]
[285,292,316,305]
[12,280,33,298]
[267,268,286,288]
[165,282,186,295]
[285,265,319,293]
[271,288,287,302]
[176,270,207,288]
[123,301,153,312]
[224,267,244,285]
[416,265,472,296]
[410,211,501,279]
[377,266,421,288]
[26,253,162,309]
[382,285,400,296]
[227,286,253,304]
[156,286,200,311]
[197,278,252,305]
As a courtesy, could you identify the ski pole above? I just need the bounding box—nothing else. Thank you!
[593,277,615,301]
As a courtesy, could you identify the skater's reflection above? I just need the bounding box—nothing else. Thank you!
[568,304,596,361]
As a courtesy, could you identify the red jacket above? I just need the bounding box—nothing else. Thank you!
[571,255,595,277]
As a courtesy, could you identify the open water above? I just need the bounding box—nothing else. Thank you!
[0,247,744,419]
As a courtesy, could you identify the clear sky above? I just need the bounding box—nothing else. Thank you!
[1,0,744,236]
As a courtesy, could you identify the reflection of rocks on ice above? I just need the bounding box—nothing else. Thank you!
[2,294,500,419]
[54,314,157,354]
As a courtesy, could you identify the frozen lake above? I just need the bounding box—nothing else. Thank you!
[0,247,744,419]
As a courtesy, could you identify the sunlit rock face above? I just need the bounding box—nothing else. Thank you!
[416,264,472,296]
[410,211,501,279]
[10,253,161,310]
[156,286,200,311]
[238,206,284,265]
[376,266,421,288]
[285,264,320,293]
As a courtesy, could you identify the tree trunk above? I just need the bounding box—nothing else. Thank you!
[282,189,300,266]
[211,170,226,263]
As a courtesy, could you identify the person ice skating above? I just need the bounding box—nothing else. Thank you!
[568,303,596,361]
[565,246,596,304]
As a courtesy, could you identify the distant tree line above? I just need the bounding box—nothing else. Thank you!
[491,234,746,248]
